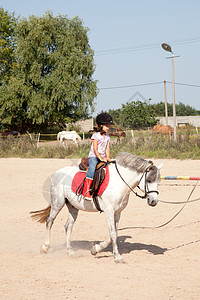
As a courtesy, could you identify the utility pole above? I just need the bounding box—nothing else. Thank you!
[171,54,176,141]
[161,43,180,142]
[164,80,168,126]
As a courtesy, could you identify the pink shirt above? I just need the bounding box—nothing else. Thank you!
[89,132,110,158]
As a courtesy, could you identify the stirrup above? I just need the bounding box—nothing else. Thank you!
[83,189,92,201]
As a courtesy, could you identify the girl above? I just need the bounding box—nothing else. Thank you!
[82,113,114,200]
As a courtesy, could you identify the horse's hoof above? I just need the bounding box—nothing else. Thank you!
[66,248,75,256]
[40,245,49,253]
[114,256,125,264]
[91,245,97,256]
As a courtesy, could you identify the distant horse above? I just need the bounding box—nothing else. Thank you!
[0,131,21,139]
[152,125,174,137]
[30,152,162,263]
[57,131,81,145]
[88,128,126,142]
[108,127,126,142]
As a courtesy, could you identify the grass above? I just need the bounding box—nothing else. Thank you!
[0,127,200,159]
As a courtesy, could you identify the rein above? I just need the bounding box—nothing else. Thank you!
[107,161,200,230]
[94,161,200,229]
[158,197,200,204]
[118,177,200,231]
[109,160,159,199]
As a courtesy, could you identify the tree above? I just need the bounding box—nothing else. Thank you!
[0,7,17,84]
[107,108,122,126]
[175,102,199,116]
[0,11,98,131]
[152,101,200,117]
[121,100,157,129]
[151,102,166,117]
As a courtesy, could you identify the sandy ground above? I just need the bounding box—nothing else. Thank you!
[0,157,200,300]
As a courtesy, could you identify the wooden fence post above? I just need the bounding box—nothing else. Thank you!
[131,130,134,142]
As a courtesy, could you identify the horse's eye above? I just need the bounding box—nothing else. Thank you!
[146,176,152,183]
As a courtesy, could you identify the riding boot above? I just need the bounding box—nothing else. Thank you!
[82,177,93,200]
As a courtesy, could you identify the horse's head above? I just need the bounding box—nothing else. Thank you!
[138,163,163,207]
[76,134,81,140]
[121,131,126,137]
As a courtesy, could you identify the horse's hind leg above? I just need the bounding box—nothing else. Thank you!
[65,201,79,255]
[40,204,65,253]
[40,211,55,253]
[40,185,65,253]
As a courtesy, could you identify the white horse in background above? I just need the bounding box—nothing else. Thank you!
[30,152,162,263]
[57,131,81,145]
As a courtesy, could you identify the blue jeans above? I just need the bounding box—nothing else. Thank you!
[86,157,101,179]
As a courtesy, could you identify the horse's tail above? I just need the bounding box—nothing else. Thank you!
[57,133,60,141]
[30,205,51,223]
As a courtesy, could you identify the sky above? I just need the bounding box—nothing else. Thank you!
[1,0,200,115]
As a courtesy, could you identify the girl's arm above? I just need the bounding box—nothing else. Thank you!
[93,139,107,162]
[105,142,111,161]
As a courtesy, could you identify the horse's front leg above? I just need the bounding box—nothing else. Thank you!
[106,211,124,263]
[65,202,79,255]
[91,212,124,263]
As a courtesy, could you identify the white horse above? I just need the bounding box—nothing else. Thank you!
[30,152,162,263]
[57,131,81,144]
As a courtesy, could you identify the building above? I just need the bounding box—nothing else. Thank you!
[66,118,94,132]
[158,116,200,127]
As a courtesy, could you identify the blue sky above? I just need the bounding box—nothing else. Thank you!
[1,0,200,115]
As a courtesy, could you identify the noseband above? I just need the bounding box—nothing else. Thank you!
[110,161,159,199]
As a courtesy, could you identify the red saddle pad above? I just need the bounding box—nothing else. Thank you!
[71,166,109,195]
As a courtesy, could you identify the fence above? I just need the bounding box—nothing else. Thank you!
[0,126,199,147]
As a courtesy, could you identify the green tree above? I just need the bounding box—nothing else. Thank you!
[0,11,97,131]
[121,100,157,129]
[151,102,166,116]
[107,108,122,126]
[176,102,199,116]
[152,101,200,117]
[0,7,17,84]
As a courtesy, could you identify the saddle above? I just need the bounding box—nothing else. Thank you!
[71,158,109,212]
[79,157,105,172]
[78,158,107,197]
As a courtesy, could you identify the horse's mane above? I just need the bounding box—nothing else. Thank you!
[115,152,160,182]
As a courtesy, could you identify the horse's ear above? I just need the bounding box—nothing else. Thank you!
[157,164,163,170]
[148,164,154,170]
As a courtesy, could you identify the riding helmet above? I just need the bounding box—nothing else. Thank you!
[96,113,114,125]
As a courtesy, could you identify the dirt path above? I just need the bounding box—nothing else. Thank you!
[0,158,200,299]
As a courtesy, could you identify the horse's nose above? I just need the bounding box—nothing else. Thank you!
[147,196,158,207]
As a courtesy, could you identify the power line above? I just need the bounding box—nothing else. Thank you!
[95,36,200,56]
[95,43,160,56]
[99,81,163,90]
[99,81,200,90]
[166,81,200,88]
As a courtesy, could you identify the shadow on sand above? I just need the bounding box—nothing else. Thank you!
[71,235,167,256]
[50,235,200,257]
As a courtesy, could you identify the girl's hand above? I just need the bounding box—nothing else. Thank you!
[101,157,111,163]
[101,158,108,163]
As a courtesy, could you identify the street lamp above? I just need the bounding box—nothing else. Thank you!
[161,43,179,142]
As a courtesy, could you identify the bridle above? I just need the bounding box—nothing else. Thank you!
[136,164,159,199]
[109,160,159,199]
